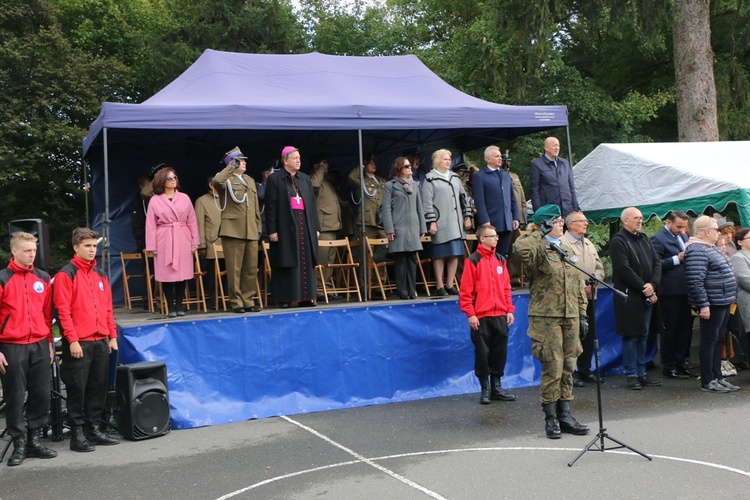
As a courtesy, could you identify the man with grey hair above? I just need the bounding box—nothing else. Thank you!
[610,207,663,390]
[471,145,520,255]
[529,136,579,216]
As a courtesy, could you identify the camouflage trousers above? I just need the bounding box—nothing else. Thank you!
[528,316,583,404]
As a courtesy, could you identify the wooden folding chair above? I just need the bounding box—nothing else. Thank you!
[180,250,207,313]
[316,237,362,303]
[260,241,272,307]
[415,235,436,297]
[365,237,397,300]
[143,251,167,314]
[120,252,144,309]
[212,243,228,311]
[464,233,478,257]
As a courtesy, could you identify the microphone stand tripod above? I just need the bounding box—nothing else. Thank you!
[549,246,652,466]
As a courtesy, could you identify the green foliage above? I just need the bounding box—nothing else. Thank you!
[0,0,129,270]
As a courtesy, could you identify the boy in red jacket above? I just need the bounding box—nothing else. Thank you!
[459,224,517,404]
[0,232,57,466]
[53,228,119,451]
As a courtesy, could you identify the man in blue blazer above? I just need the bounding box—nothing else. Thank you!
[650,210,698,379]
[472,146,520,255]
[529,137,579,216]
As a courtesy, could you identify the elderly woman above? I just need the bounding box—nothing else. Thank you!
[382,157,427,299]
[265,146,320,308]
[145,167,200,317]
[423,149,473,296]
[684,215,739,392]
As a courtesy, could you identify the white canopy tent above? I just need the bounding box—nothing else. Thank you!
[573,141,750,226]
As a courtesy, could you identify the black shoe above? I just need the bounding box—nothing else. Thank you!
[26,428,57,459]
[663,369,689,380]
[677,366,700,379]
[408,294,417,299]
[7,437,27,466]
[446,286,459,295]
[638,375,662,387]
[84,424,119,446]
[490,375,516,401]
[579,372,602,384]
[435,287,449,297]
[398,294,409,300]
[479,376,491,404]
[557,400,590,435]
[572,375,585,387]
[298,300,317,307]
[279,302,291,309]
[248,305,262,313]
[70,426,95,453]
[328,294,343,301]
[626,377,642,390]
[542,403,562,439]
[233,307,245,314]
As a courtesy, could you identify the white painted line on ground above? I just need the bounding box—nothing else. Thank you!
[216,437,750,499]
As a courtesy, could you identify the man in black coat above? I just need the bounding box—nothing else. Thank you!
[650,210,698,379]
[610,207,663,390]
[266,146,320,307]
[529,137,579,217]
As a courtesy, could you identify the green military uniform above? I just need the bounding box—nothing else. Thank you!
[513,231,587,403]
[312,163,342,286]
[347,167,386,239]
[214,163,262,310]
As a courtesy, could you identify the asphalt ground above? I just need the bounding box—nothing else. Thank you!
[2,360,749,500]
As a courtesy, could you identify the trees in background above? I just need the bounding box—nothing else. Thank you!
[1,0,749,266]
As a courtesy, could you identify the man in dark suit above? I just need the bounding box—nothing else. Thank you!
[650,210,698,379]
[529,137,579,216]
[472,145,520,255]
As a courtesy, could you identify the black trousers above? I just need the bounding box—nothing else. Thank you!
[470,316,509,377]
[0,340,51,438]
[392,251,416,298]
[61,338,110,427]
[576,300,596,374]
[699,305,730,384]
[659,294,694,370]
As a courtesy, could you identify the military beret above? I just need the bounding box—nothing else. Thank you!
[531,204,561,225]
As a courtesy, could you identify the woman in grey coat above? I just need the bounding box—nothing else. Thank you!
[730,227,750,368]
[382,157,427,299]
[423,149,473,296]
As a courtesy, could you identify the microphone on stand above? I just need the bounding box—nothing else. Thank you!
[549,242,568,258]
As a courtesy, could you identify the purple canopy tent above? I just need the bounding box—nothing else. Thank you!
[82,50,569,300]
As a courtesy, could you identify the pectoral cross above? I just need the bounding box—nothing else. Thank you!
[294,193,302,204]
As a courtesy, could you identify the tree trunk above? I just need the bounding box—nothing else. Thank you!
[673,0,719,141]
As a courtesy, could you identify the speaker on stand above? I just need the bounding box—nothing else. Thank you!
[115,361,171,440]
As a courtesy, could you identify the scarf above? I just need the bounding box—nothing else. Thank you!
[396,176,413,194]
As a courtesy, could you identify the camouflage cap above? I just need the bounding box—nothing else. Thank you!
[531,204,561,225]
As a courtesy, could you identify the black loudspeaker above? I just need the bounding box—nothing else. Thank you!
[9,219,51,271]
[116,361,171,440]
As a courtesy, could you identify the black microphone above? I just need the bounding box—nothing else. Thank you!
[549,242,568,258]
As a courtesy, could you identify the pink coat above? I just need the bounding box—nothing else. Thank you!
[145,192,200,282]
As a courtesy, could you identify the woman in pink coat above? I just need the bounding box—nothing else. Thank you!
[145,167,199,317]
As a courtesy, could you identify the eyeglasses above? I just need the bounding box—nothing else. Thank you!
[481,234,499,239]
[570,219,588,224]
[166,176,178,181]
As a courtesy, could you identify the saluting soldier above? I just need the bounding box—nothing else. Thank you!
[213,147,262,313]
[513,204,590,440]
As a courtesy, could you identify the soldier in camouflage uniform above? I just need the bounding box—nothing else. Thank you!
[513,204,590,439]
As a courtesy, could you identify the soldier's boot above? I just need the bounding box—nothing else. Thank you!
[542,402,562,439]
[85,422,120,446]
[70,426,95,453]
[479,376,491,405]
[26,428,57,459]
[490,375,516,401]
[557,400,590,435]
[7,436,27,466]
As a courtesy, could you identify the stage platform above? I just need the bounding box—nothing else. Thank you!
[115,288,624,430]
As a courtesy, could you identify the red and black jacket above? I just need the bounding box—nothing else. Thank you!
[459,244,515,320]
[0,259,53,345]
[52,255,117,343]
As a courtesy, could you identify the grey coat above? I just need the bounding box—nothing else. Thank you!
[731,250,750,327]
[382,179,426,253]
[422,169,472,245]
